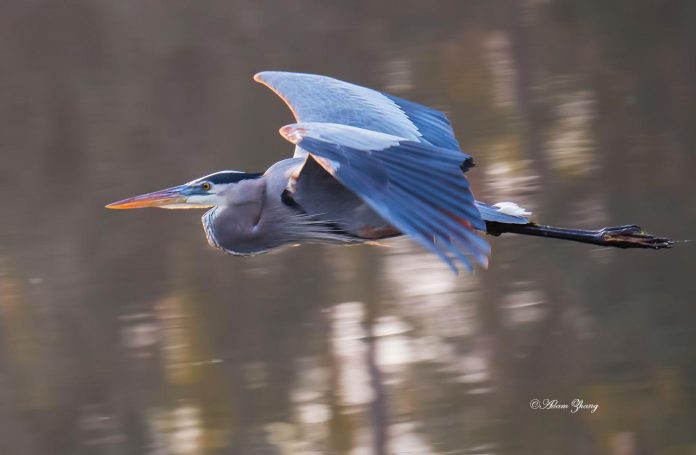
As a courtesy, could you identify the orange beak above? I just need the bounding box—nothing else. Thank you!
[105,185,188,209]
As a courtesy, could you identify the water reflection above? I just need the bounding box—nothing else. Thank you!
[1,1,695,454]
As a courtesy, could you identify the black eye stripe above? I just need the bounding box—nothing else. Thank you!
[199,172,263,185]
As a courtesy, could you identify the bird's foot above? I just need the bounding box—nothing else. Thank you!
[597,225,674,249]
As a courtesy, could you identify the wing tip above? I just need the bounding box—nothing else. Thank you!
[253,71,271,84]
[255,72,304,122]
[254,70,301,85]
[253,71,275,85]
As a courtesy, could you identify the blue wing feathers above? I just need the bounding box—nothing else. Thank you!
[382,195,475,271]
[386,185,489,257]
[283,123,489,272]
[383,93,462,151]
[379,158,482,223]
[257,71,495,272]
[304,157,466,271]
[367,183,483,271]
[338,149,483,235]
[255,71,462,151]
[348,172,474,271]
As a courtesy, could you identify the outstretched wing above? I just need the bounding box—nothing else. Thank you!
[279,122,489,272]
[254,71,461,153]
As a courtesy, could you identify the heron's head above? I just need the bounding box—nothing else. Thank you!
[106,171,263,210]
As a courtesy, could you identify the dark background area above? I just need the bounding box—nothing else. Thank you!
[0,0,695,454]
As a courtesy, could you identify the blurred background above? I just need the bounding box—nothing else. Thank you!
[0,0,695,454]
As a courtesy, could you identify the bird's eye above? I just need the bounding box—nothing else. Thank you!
[201,182,212,191]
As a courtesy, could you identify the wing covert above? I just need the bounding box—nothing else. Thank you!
[279,122,488,272]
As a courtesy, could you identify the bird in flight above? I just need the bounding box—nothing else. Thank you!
[106,71,672,272]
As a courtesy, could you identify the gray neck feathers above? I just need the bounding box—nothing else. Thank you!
[201,193,356,257]
[200,160,362,256]
[202,207,223,251]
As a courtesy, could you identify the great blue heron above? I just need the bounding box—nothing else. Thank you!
[106,71,672,272]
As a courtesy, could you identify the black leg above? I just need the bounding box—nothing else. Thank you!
[485,222,674,249]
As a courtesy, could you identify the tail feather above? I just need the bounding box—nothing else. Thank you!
[475,201,530,225]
